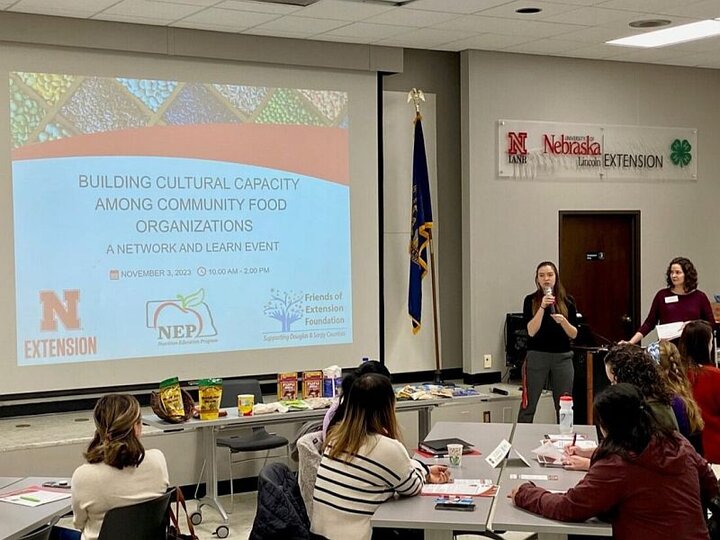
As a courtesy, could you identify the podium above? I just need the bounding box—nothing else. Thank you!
[571,346,610,425]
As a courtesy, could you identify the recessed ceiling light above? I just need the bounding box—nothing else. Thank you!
[516,7,542,14]
[629,19,672,29]
[607,19,720,48]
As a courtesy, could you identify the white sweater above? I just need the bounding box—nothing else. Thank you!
[71,448,169,540]
[311,434,428,540]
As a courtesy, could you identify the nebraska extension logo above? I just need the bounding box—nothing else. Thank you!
[507,131,528,164]
[24,290,98,360]
[146,288,218,341]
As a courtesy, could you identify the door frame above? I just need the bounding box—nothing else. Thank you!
[558,210,641,340]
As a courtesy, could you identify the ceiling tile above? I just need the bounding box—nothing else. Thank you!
[438,32,537,51]
[9,0,118,17]
[377,27,475,49]
[433,14,582,38]
[363,7,460,28]
[95,0,204,22]
[406,0,512,15]
[476,0,583,20]
[541,6,646,26]
[243,27,312,38]
[502,37,588,54]
[599,0,720,19]
[148,0,219,6]
[172,7,279,31]
[215,0,302,14]
[322,21,410,40]
[252,14,349,34]
[293,0,394,21]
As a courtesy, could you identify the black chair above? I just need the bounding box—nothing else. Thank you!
[97,490,173,540]
[20,524,53,540]
[214,379,289,508]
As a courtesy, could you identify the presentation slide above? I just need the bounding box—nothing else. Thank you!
[10,73,352,366]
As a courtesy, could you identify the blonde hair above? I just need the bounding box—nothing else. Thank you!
[325,373,400,460]
[657,340,704,433]
[85,394,145,469]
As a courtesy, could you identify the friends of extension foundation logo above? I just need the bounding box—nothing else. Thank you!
[146,288,218,343]
[24,289,98,360]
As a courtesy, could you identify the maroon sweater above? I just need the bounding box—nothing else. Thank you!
[514,434,718,540]
[637,288,715,337]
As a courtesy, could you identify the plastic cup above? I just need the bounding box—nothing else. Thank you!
[447,443,463,467]
[238,394,255,416]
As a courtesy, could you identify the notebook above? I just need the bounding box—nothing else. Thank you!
[419,437,474,455]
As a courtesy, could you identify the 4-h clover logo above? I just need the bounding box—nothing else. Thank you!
[670,139,692,168]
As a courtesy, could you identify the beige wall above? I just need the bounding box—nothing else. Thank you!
[462,50,720,374]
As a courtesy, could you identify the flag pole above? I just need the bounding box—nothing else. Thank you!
[408,88,443,384]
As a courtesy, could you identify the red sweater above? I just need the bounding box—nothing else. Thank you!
[690,365,720,463]
[638,288,715,337]
[514,434,717,540]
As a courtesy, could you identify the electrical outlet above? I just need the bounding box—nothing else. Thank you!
[483,354,492,368]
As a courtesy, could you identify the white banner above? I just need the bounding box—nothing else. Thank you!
[497,119,697,181]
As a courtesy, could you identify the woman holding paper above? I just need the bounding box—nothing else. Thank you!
[624,257,714,345]
[518,261,578,424]
[680,320,720,463]
[510,383,718,540]
[312,373,449,540]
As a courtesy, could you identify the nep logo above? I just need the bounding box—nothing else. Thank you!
[146,288,218,341]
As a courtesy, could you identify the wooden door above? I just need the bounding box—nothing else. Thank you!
[559,212,640,343]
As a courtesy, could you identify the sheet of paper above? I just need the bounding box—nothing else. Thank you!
[656,321,686,340]
[485,439,512,468]
[422,479,495,496]
[0,488,71,507]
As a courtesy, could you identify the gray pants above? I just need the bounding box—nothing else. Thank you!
[517,350,574,423]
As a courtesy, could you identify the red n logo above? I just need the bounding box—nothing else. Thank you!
[508,132,528,155]
[40,290,80,331]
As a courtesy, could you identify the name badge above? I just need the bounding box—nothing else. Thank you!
[665,295,679,304]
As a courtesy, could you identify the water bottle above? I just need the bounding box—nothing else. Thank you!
[559,395,574,434]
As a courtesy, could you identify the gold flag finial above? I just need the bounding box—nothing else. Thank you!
[407,88,425,115]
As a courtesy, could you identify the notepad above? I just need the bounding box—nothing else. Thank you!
[422,479,497,497]
[0,487,71,507]
[419,438,474,455]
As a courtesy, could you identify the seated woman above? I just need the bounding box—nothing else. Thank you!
[511,383,718,540]
[656,339,704,454]
[311,373,448,540]
[321,360,391,440]
[63,394,169,540]
[564,345,678,471]
[680,320,720,463]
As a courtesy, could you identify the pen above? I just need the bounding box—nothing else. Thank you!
[20,495,41,502]
[571,433,577,447]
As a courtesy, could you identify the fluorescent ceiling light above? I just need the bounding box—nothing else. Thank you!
[607,19,720,48]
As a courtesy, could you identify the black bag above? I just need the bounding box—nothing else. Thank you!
[167,488,199,540]
[708,495,720,540]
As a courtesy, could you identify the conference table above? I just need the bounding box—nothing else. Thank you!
[142,397,450,534]
[371,422,612,540]
[0,477,73,540]
[372,422,513,540]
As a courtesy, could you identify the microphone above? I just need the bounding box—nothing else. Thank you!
[543,286,556,314]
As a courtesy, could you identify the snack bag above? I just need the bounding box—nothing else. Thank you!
[303,371,323,399]
[198,378,223,420]
[159,377,185,419]
[278,372,298,401]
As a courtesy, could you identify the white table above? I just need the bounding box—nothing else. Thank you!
[490,423,612,539]
[372,422,513,540]
[0,477,72,540]
[143,398,444,535]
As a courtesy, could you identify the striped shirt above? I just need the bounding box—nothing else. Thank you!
[311,434,428,540]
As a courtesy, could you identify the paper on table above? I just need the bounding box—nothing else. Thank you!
[656,321,686,341]
[422,479,497,497]
[0,487,71,507]
[485,439,512,468]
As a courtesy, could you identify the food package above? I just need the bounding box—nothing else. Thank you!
[303,371,323,399]
[159,377,185,418]
[278,372,298,401]
[198,378,223,420]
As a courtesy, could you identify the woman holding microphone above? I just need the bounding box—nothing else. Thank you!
[518,261,578,423]
[625,257,714,345]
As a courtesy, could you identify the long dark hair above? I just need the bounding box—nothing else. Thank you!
[603,345,673,405]
[531,261,571,318]
[679,320,714,370]
[593,383,676,463]
[666,257,698,292]
[328,360,391,433]
[325,373,400,460]
[85,394,145,469]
